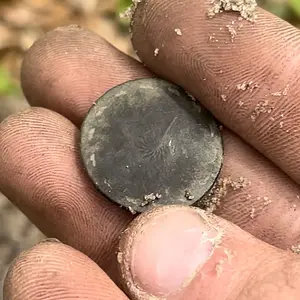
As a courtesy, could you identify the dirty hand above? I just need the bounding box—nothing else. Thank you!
[2,1,300,299]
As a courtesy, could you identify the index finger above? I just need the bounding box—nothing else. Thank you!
[131,0,300,184]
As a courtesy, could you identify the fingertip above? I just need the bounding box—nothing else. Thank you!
[21,25,150,126]
[118,206,221,298]
[118,205,281,299]
[4,240,129,300]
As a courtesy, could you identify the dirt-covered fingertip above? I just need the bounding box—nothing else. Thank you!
[117,206,224,299]
[4,241,129,300]
[117,205,294,299]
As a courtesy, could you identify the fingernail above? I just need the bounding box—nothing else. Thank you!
[130,207,218,297]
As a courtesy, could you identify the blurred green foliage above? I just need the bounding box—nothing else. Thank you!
[0,67,20,96]
[290,0,300,19]
[117,0,132,14]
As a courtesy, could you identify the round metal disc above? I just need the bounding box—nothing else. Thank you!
[80,78,223,213]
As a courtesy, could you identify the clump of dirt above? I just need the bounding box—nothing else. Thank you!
[237,81,259,92]
[174,28,182,36]
[208,0,258,23]
[226,23,237,41]
[250,100,273,122]
[197,176,249,213]
[263,196,272,206]
[291,244,300,254]
[140,192,162,207]
[250,207,256,218]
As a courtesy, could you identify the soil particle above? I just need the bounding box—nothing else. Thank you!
[270,84,290,97]
[209,33,219,42]
[250,207,255,219]
[291,245,300,254]
[117,251,123,263]
[207,0,258,23]
[154,48,159,56]
[237,81,259,92]
[175,28,182,36]
[185,190,195,201]
[263,196,272,206]
[140,193,162,207]
[226,24,237,41]
[250,100,273,122]
[221,94,227,102]
[271,92,282,97]
[128,206,137,214]
[283,85,290,95]
[90,153,96,167]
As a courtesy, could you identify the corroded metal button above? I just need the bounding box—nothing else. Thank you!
[80,78,223,213]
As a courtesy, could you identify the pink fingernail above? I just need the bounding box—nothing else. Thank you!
[130,208,217,297]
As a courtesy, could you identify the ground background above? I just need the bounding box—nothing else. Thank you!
[0,0,299,297]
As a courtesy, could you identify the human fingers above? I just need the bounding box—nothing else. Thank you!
[118,205,300,300]
[0,108,133,281]
[17,26,300,250]
[3,239,129,300]
[131,0,300,185]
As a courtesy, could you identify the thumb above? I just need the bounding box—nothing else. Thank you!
[118,205,300,300]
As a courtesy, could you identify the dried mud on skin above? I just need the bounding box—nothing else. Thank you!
[196,176,250,213]
[208,0,258,23]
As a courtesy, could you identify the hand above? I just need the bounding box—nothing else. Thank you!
[2,1,300,299]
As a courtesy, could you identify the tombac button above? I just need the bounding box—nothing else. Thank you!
[80,78,223,213]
